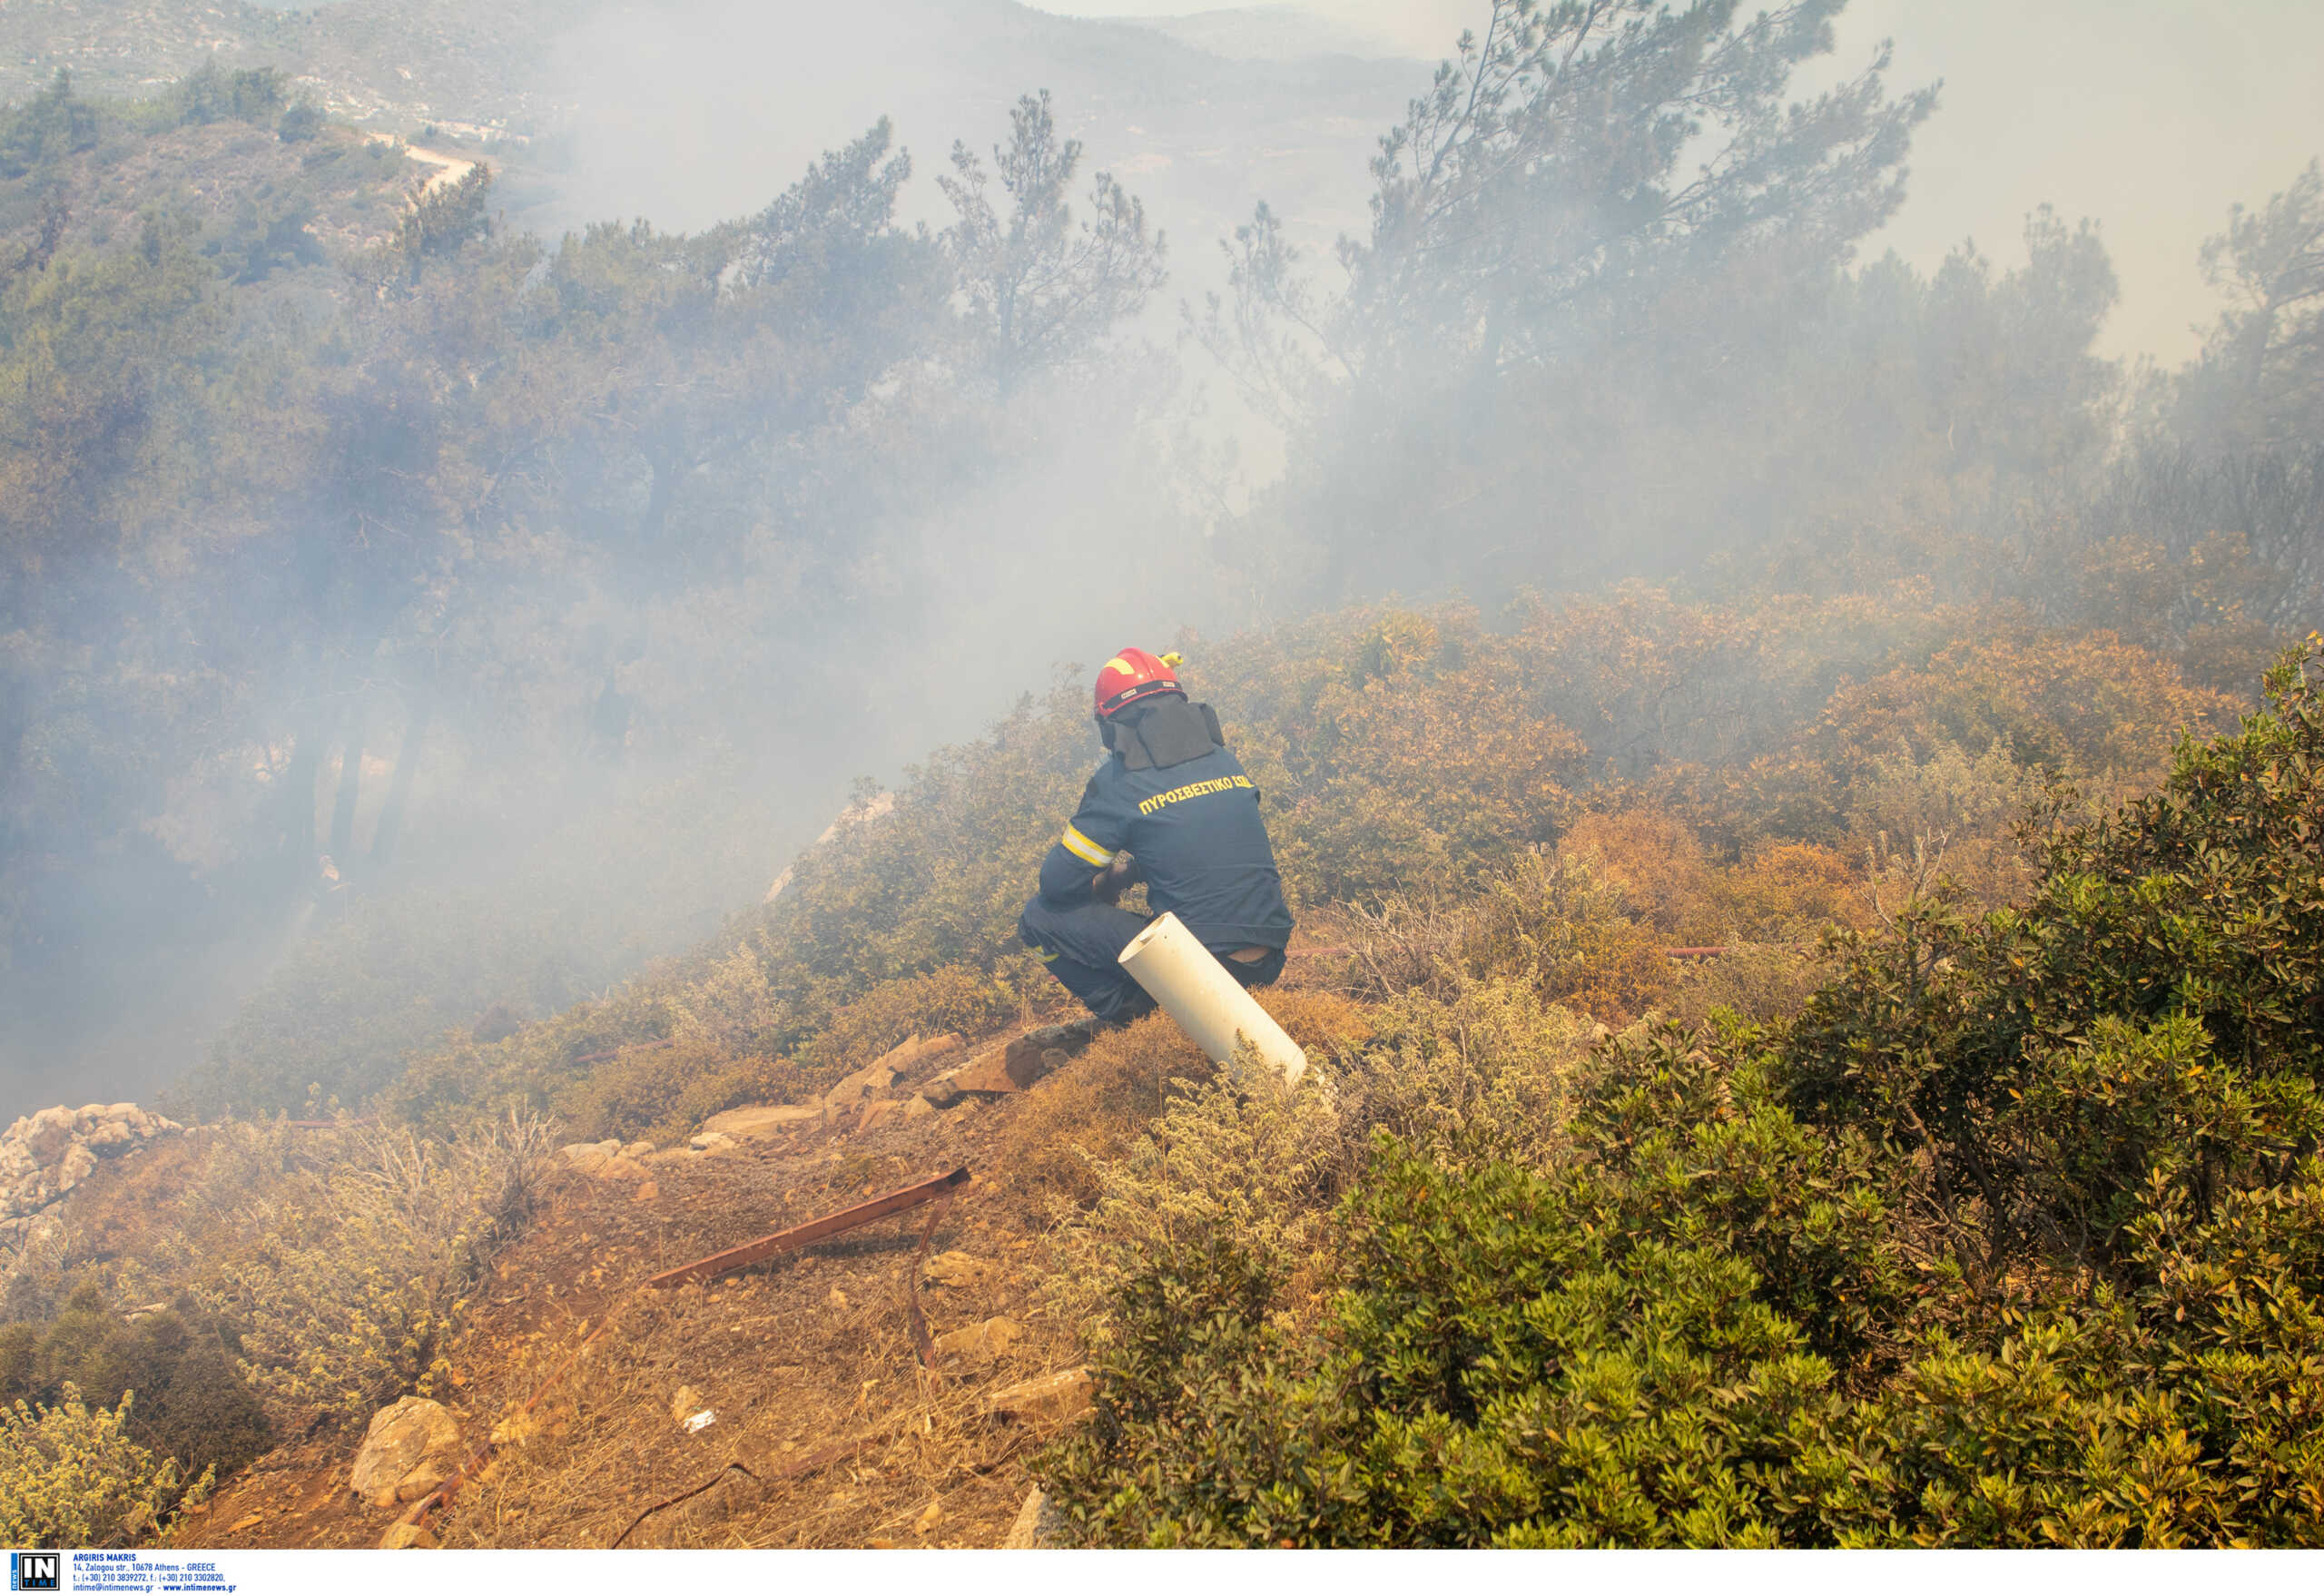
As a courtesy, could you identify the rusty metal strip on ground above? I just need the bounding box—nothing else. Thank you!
[645,1167,972,1290]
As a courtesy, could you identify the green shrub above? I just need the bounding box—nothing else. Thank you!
[2,1284,271,1483]
[1780,643,2324,1281]
[0,71,99,180]
[1342,980,1592,1170]
[0,1385,211,1548]
[1040,643,2324,1546]
[277,102,323,143]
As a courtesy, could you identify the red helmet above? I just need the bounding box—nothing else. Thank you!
[1094,646,1183,718]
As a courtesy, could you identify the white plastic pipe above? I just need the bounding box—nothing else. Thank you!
[1118,912,1308,1084]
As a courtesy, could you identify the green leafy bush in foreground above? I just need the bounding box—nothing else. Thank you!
[0,1385,211,1548]
[1042,645,2324,1545]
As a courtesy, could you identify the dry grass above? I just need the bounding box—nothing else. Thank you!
[402,1081,1088,1549]
[148,966,1579,1550]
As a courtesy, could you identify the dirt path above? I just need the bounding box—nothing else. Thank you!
[364,133,484,196]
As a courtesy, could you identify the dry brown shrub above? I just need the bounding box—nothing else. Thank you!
[1343,849,1672,1025]
[1561,809,1726,941]
[1723,840,1872,937]
[999,1015,1213,1208]
[793,966,1029,1084]
[1820,628,2238,781]
[553,1040,804,1146]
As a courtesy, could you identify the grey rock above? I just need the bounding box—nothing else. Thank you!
[350,1396,462,1511]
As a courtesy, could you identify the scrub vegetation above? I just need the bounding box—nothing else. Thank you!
[3,0,2323,1550]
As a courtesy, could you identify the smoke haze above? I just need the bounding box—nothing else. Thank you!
[1,0,2318,1122]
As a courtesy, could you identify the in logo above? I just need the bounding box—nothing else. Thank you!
[9,1552,59,1593]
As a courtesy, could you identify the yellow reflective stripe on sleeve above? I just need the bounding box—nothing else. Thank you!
[1059,823,1112,866]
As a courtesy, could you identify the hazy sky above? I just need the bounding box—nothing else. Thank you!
[1045,1,2324,364]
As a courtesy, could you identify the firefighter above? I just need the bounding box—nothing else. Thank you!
[1018,647,1294,1024]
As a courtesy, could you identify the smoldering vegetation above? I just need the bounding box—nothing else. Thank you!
[0,0,2319,1132]
[9,4,2324,1552]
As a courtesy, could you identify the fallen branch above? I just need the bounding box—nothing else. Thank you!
[610,1460,761,1550]
[608,1415,928,1549]
[904,1195,953,1373]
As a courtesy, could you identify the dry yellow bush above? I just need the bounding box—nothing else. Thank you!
[96,1115,555,1428]
[0,1384,211,1548]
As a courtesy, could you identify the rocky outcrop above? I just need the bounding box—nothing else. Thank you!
[699,1105,818,1138]
[932,1022,1095,1101]
[350,1396,463,1509]
[1,1102,182,1235]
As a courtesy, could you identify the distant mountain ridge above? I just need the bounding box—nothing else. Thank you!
[3,0,1423,258]
[1120,5,1407,62]
[1,0,586,134]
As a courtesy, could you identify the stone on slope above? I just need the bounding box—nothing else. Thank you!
[870,1031,965,1075]
[20,1107,75,1163]
[824,1059,902,1105]
[701,1104,818,1138]
[350,1396,462,1510]
[558,1140,620,1174]
[951,1035,1069,1096]
[1002,1485,1063,1549]
[932,1315,1020,1361]
[984,1366,1093,1424]
[921,1251,992,1290]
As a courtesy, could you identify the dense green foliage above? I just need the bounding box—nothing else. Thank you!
[0,1283,270,1485]
[1039,645,2324,1545]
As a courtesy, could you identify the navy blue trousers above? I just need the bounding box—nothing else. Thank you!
[1018,896,1286,1024]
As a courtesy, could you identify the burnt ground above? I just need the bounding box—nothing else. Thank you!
[170,1013,1207,1551]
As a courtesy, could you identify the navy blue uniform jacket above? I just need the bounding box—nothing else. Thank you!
[1036,739,1294,952]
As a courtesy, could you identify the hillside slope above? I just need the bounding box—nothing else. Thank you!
[6,588,2310,1548]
